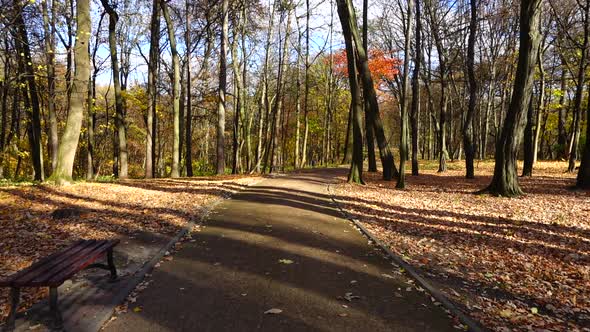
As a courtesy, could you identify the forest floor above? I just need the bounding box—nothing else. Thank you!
[332,160,590,332]
[0,175,260,324]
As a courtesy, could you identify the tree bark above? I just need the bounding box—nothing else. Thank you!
[162,2,181,178]
[464,0,477,179]
[482,0,542,197]
[338,0,397,180]
[397,0,414,189]
[146,0,160,178]
[100,0,128,179]
[52,0,90,183]
[217,0,229,175]
[336,0,364,184]
[363,0,377,172]
[185,0,193,177]
[410,0,422,176]
[567,0,590,172]
[522,93,535,176]
[41,0,58,172]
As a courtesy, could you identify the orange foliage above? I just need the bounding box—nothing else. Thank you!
[332,49,401,85]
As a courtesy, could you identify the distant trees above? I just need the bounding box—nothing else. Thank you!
[0,0,587,196]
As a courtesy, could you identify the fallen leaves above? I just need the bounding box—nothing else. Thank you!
[0,175,259,323]
[333,160,590,331]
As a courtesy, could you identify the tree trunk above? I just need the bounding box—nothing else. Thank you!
[185,0,193,177]
[42,0,58,172]
[52,0,90,183]
[100,0,128,179]
[14,0,44,181]
[410,0,422,176]
[482,0,542,197]
[568,1,590,172]
[522,94,535,176]
[146,0,160,178]
[217,0,229,175]
[363,0,377,172]
[533,52,545,165]
[557,65,567,159]
[338,0,397,180]
[464,0,477,179]
[577,80,590,188]
[162,2,181,178]
[299,0,311,169]
[397,0,414,189]
[336,0,364,184]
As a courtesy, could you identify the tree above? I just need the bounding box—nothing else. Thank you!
[100,0,128,179]
[336,0,364,184]
[217,0,229,175]
[13,0,44,181]
[410,0,422,176]
[146,0,161,178]
[162,1,181,178]
[481,0,542,197]
[185,0,193,177]
[41,0,58,172]
[396,0,414,189]
[52,0,91,183]
[464,0,477,179]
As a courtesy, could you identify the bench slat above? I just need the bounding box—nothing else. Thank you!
[46,241,118,287]
[25,240,111,287]
[0,240,87,287]
[11,240,101,287]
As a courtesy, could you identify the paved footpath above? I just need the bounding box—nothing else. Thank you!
[103,169,457,332]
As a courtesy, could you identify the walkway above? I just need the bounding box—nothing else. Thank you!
[104,169,456,332]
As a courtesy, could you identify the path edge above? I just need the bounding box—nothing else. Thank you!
[326,182,487,332]
[94,176,268,331]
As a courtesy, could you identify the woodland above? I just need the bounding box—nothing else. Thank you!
[0,0,588,193]
[0,0,589,330]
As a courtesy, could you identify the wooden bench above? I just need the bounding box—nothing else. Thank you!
[0,239,119,331]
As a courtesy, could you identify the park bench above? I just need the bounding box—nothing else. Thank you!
[0,239,119,331]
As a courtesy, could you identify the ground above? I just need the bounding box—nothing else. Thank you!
[332,160,590,331]
[0,162,588,332]
[102,169,457,332]
[0,175,259,323]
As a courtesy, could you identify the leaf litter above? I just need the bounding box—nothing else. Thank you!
[332,161,590,331]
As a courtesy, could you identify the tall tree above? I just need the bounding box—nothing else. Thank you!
[339,0,398,180]
[100,0,128,179]
[185,0,193,176]
[217,0,229,175]
[481,0,542,197]
[41,0,58,172]
[162,1,181,178]
[146,0,161,178]
[410,0,422,176]
[336,0,364,184]
[363,0,377,172]
[52,0,91,183]
[464,0,477,179]
[13,0,44,181]
[397,0,414,189]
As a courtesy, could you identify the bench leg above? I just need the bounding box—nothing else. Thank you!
[3,287,20,332]
[49,287,63,331]
[107,248,118,281]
